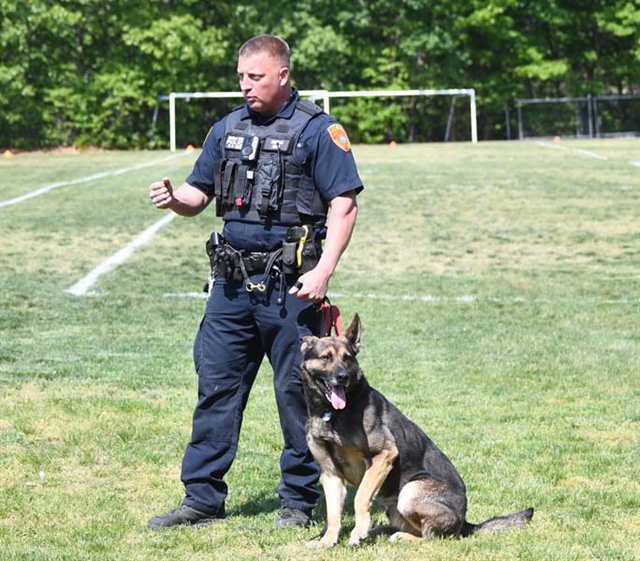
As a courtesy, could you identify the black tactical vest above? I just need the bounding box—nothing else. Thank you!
[214,100,329,227]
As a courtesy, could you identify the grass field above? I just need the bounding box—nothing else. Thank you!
[1,138,639,561]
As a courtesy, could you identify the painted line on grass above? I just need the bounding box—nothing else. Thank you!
[536,141,639,168]
[535,141,609,161]
[67,213,176,296]
[331,292,637,305]
[162,292,493,302]
[0,150,194,208]
[161,291,637,305]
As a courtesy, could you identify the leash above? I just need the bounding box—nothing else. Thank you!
[319,298,342,337]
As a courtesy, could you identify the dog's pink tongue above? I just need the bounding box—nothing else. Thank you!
[330,387,347,410]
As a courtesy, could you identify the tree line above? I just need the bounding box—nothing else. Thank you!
[1,0,638,150]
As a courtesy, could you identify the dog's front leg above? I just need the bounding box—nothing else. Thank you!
[306,473,346,549]
[349,449,397,546]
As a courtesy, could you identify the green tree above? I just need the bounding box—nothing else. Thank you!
[0,0,637,149]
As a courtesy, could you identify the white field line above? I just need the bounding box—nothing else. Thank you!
[161,290,637,305]
[331,292,638,304]
[0,151,193,208]
[67,213,176,296]
[535,141,609,160]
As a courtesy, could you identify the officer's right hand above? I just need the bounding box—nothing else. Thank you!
[149,177,174,209]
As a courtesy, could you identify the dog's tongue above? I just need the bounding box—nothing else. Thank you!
[329,386,347,410]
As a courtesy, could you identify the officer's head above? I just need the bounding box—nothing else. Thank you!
[238,35,292,117]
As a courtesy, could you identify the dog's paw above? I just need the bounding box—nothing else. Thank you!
[305,538,337,549]
[348,527,370,546]
[389,531,422,542]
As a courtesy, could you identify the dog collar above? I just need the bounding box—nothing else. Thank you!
[322,411,332,422]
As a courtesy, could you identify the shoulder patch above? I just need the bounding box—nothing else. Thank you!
[327,124,351,152]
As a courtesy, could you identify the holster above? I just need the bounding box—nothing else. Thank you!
[206,232,242,282]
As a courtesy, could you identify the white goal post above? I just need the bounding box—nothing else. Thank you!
[159,88,477,151]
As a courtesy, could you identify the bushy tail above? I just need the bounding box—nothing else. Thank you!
[462,507,534,537]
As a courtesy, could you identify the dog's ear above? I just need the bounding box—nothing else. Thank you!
[344,313,362,354]
[300,335,319,357]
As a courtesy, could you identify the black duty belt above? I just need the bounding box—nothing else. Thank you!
[240,251,274,275]
[205,230,318,299]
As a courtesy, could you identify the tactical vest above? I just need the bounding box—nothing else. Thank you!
[214,100,329,227]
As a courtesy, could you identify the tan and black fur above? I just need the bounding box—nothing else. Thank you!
[301,314,533,548]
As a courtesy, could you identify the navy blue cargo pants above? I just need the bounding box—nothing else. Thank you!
[180,272,321,517]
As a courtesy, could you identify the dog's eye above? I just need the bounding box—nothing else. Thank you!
[320,353,332,363]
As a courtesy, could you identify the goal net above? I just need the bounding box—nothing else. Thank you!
[515,94,640,139]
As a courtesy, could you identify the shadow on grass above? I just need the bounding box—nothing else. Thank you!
[232,492,281,517]
[232,488,362,521]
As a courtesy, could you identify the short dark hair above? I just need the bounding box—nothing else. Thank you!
[239,34,290,68]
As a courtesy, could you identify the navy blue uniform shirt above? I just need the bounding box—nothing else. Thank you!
[186,90,363,251]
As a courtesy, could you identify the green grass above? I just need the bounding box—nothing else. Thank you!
[1,139,639,560]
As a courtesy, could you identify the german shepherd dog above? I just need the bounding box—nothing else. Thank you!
[301,314,533,548]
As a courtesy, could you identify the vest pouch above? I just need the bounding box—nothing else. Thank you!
[214,160,225,199]
[255,158,281,215]
[281,241,297,275]
[214,159,239,216]
[234,165,250,207]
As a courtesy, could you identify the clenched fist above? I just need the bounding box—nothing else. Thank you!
[149,177,175,209]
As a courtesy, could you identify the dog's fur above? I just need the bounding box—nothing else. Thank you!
[301,314,533,548]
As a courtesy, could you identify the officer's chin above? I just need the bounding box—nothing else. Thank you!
[246,98,274,116]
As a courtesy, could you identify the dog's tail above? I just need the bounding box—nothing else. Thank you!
[461,507,534,537]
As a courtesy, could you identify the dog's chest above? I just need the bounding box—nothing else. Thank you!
[307,415,371,484]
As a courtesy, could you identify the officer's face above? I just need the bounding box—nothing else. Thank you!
[237,52,289,116]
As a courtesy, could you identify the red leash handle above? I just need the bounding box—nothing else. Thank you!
[332,305,342,336]
[320,300,342,337]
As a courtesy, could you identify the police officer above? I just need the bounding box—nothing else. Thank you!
[147,34,363,529]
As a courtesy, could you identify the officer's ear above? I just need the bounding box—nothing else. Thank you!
[279,66,289,85]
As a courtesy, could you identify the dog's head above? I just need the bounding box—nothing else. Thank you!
[301,313,363,411]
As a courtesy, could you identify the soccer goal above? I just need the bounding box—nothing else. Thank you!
[158,88,477,151]
[514,94,640,139]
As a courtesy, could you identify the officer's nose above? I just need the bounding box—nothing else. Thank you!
[239,77,251,93]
